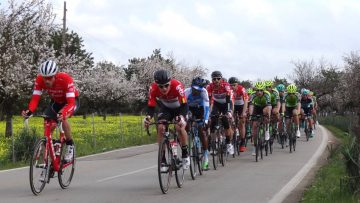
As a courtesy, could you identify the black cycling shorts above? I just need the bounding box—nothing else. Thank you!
[44,97,80,119]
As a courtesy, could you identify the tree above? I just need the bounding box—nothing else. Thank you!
[0,0,56,136]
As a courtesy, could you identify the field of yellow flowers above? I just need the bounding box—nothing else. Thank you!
[0,115,156,169]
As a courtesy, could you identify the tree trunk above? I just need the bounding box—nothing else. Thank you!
[5,114,13,137]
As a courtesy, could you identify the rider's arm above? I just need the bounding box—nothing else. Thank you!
[60,77,77,118]
[146,84,158,118]
[201,89,210,123]
[28,75,43,113]
[242,88,249,115]
[225,84,232,112]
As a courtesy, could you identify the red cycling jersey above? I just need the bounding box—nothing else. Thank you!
[28,72,79,117]
[148,79,187,109]
[206,81,232,104]
[232,85,248,106]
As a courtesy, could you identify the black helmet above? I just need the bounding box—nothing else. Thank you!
[228,77,239,84]
[211,70,222,78]
[154,69,171,84]
[191,76,206,89]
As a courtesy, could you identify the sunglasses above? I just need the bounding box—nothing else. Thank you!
[158,83,170,89]
[212,77,221,81]
[256,89,264,92]
[230,84,237,86]
[266,86,272,88]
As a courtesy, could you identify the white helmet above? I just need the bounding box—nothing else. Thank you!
[39,60,58,77]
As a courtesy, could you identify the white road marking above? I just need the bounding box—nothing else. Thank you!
[268,125,329,203]
[97,165,157,183]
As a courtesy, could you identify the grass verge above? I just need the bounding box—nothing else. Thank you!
[301,125,359,202]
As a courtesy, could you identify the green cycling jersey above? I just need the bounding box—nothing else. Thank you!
[269,89,280,106]
[284,92,301,107]
[249,90,271,107]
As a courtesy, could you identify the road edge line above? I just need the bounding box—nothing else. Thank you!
[268,125,329,203]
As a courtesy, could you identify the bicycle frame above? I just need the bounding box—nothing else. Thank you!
[43,119,70,172]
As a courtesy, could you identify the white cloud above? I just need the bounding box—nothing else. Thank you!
[195,2,215,20]
[129,10,237,51]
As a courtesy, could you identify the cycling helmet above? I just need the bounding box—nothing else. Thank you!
[309,91,314,96]
[191,76,206,90]
[287,84,297,93]
[154,69,171,84]
[39,60,58,77]
[276,84,285,92]
[211,70,222,78]
[303,89,310,95]
[247,88,255,95]
[228,77,239,84]
[264,80,273,87]
[254,81,265,90]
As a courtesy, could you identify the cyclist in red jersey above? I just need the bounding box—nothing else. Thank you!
[207,71,234,155]
[143,69,190,171]
[228,77,249,152]
[22,60,79,162]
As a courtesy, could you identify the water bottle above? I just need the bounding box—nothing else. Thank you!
[170,140,177,157]
[235,128,240,137]
[54,140,61,156]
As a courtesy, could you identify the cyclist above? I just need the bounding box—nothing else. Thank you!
[300,89,314,137]
[185,76,210,170]
[229,77,249,152]
[282,84,301,138]
[310,91,319,125]
[207,71,234,155]
[248,81,272,155]
[21,60,79,162]
[265,81,280,140]
[143,69,190,171]
[276,84,286,139]
[245,87,255,138]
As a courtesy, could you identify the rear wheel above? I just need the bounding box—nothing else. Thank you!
[29,138,48,195]
[58,144,76,189]
[188,131,197,180]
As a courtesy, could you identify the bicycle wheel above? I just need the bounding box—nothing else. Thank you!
[58,144,76,189]
[189,132,197,180]
[305,121,310,141]
[158,139,172,194]
[29,138,48,195]
[175,140,185,188]
[210,138,218,170]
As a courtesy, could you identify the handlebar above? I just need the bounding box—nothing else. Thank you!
[145,121,178,136]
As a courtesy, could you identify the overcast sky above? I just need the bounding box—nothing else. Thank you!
[50,0,360,81]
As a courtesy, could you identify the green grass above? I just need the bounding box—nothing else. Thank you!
[301,125,359,203]
[0,115,157,170]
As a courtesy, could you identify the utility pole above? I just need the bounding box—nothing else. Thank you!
[62,1,67,54]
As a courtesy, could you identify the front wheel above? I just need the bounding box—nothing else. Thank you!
[158,139,172,194]
[29,138,48,195]
[58,144,76,189]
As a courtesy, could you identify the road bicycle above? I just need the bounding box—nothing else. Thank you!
[251,115,268,162]
[187,113,204,180]
[285,115,297,153]
[147,120,184,194]
[28,116,75,195]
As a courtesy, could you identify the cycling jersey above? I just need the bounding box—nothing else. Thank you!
[301,96,314,109]
[269,89,280,106]
[147,79,187,117]
[249,91,271,107]
[185,87,210,122]
[232,85,248,106]
[206,81,232,104]
[284,92,301,108]
[28,72,78,118]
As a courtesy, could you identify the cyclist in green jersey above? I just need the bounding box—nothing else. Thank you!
[265,81,281,136]
[282,84,301,138]
[309,91,318,125]
[248,81,272,155]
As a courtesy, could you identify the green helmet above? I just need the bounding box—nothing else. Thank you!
[254,81,265,90]
[276,84,285,92]
[264,80,273,87]
[246,88,254,95]
[287,84,297,93]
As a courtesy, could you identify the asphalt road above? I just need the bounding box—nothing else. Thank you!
[0,125,329,203]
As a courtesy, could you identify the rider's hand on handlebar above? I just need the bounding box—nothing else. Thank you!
[176,115,186,127]
[21,110,32,119]
[57,113,64,121]
[226,111,233,119]
[143,115,151,128]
